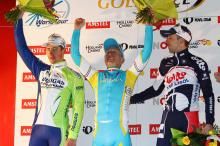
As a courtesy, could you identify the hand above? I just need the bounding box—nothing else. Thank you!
[74,18,85,30]
[201,124,213,135]
[18,10,24,19]
[65,138,76,146]
[214,72,220,82]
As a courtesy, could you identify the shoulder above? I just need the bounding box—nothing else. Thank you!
[189,54,209,71]
[65,67,84,80]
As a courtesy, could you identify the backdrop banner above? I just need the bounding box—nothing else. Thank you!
[14,0,220,146]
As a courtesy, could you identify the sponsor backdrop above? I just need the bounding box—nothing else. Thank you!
[14,0,220,146]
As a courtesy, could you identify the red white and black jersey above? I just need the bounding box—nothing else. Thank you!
[131,49,215,124]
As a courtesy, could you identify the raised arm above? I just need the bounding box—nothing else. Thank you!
[71,18,96,80]
[129,25,153,75]
[15,18,49,79]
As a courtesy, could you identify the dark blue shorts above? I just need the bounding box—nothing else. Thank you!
[29,125,61,146]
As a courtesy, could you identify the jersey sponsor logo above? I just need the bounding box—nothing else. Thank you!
[76,86,84,90]
[40,72,65,88]
[165,71,187,84]
[201,73,209,80]
[116,20,134,28]
[41,77,65,88]
[85,100,96,108]
[83,125,93,135]
[150,68,158,79]
[149,124,160,134]
[129,124,141,135]
[191,56,206,71]
[100,75,122,83]
[21,126,32,136]
[22,99,37,109]
[23,72,37,82]
[86,21,110,29]
[71,113,79,131]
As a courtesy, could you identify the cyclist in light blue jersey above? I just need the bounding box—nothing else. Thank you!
[71,18,153,146]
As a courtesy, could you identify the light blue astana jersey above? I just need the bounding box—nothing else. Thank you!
[71,26,153,146]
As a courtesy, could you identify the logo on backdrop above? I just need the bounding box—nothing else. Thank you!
[149,124,160,134]
[25,0,70,27]
[153,42,168,50]
[22,99,37,109]
[129,124,142,135]
[161,18,176,26]
[83,126,94,135]
[218,16,220,23]
[150,68,159,79]
[23,72,37,82]
[121,43,143,52]
[98,0,134,9]
[152,97,165,106]
[217,40,220,46]
[183,17,211,25]
[86,44,103,53]
[116,20,134,28]
[189,39,212,49]
[217,96,220,103]
[29,44,71,55]
[21,126,32,136]
[85,100,96,108]
[86,21,111,29]
[175,0,206,13]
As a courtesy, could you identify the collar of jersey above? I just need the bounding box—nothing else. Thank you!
[51,60,67,69]
[175,48,189,58]
[107,67,120,72]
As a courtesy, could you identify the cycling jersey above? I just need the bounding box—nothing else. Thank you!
[130,49,215,146]
[15,19,85,146]
[71,26,153,146]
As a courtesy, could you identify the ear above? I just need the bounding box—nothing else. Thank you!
[121,57,125,64]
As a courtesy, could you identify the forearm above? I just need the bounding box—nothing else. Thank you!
[71,29,81,67]
[129,25,153,75]
[68,81,85,139]
[204,93,215,125]
[141,25,153,63]
[130,83,164,104]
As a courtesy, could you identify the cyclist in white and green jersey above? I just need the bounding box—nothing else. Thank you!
[15,14,85,146]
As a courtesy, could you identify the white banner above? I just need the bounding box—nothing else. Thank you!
[14,0,220,146]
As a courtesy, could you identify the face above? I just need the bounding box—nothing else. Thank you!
[166,34,180,53]
[104,48,124,68]
[46,44,65,64]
